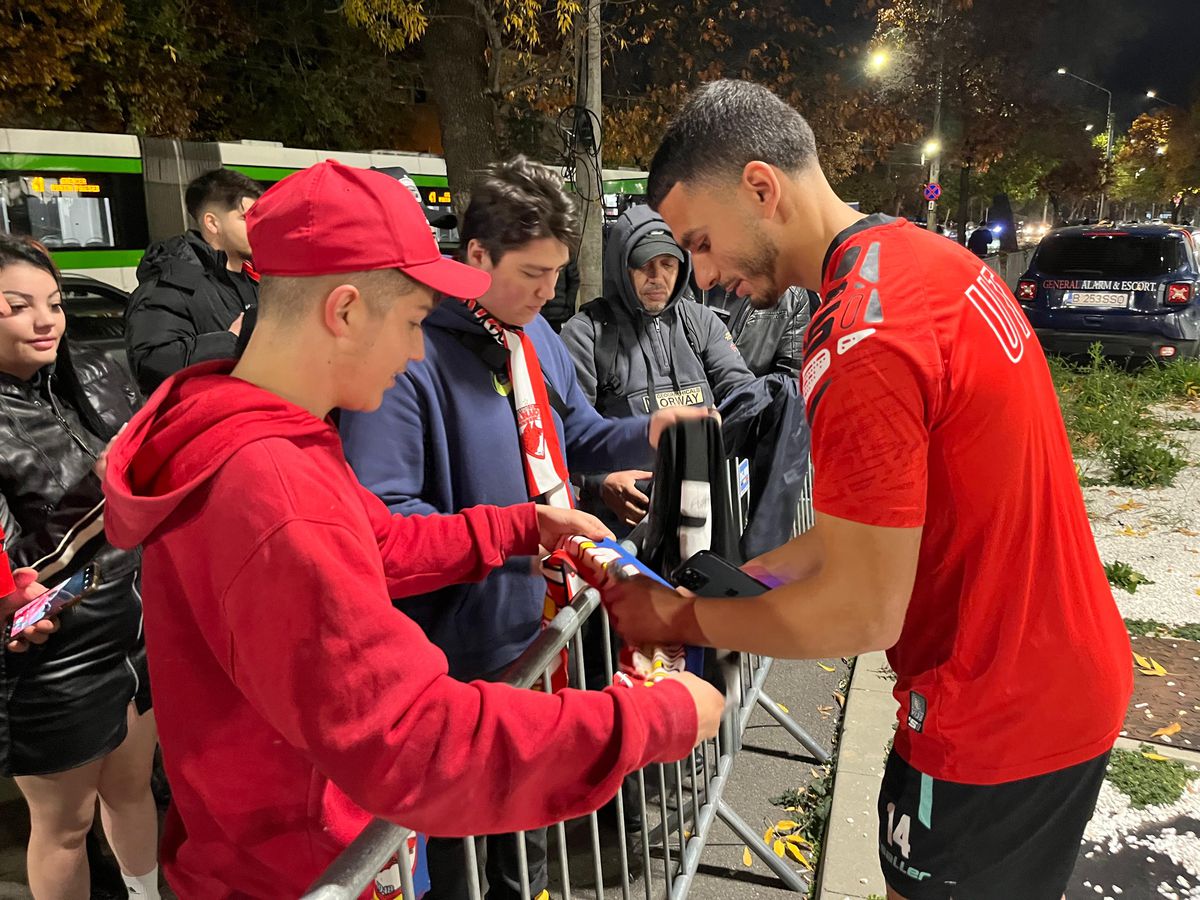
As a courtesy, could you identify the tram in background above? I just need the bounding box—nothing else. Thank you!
[0,128,650,291]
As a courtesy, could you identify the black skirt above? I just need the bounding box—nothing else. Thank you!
[2,573,152,778]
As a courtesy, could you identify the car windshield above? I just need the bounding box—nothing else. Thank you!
[1035,234,1185,278]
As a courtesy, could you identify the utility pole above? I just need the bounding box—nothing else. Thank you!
[926,0,945,232]
[573,0,604,309]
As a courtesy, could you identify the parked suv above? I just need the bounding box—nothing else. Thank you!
[1017,224,1200,360]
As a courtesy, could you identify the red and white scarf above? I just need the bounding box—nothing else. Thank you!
[463,299,573,509]
[464,299,579,689]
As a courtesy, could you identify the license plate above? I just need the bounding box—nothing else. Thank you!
[1062,291,1130,309]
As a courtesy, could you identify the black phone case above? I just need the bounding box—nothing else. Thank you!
[672,551,768,598]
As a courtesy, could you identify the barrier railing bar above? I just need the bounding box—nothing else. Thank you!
[302,819,413,900]
[516,831,532,900]
[465,836,483,900]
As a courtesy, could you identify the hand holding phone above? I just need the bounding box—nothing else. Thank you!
[672,551,768,599]
[5,565,97,648]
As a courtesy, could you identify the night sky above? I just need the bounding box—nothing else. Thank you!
[819,0,1198,127]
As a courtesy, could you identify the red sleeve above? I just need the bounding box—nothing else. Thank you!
[804,274,942,528]
[355,481,540,597]
[220,518,697,837]
[0,525,15,598]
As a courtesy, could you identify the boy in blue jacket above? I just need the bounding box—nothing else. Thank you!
[339,156,705,900]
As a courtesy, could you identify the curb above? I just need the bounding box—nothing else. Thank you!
[1113,736,1200,767]
[815,651,898,900]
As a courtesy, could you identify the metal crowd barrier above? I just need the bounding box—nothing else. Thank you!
[304,466,825,900]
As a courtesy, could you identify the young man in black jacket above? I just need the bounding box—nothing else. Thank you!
[124,169,262,396]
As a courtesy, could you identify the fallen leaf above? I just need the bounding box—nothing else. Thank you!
[817,663,836,672]
[786,843,811,866]
[1143,751,1172,761]
[776,702,790,713]
[742,846,752,867]
[1180,529,1200,537]
[773,839,786,858]
[1135,654,1169,677]
[785,834,811,848]
[1117,500,1146,511]
[833,691,846,708]
[817,705,834,715]
[775,819,798,830]
[1151,722,1182,738]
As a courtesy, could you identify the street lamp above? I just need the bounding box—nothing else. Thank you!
[1055,67,1114,218]
[1146,90,1181,109]
[923,139,941,156]
[1085,124,1095,132]
[1157,145,1168,156]
[868,50,889,72]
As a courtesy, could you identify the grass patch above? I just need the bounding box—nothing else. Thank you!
[771,768,832,859]
[1049,345,1194,487]
[1105,560,1154,593]
[1107,746,1198,809]
[1126,618,1200,641]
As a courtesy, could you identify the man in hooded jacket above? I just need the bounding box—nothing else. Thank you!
[561,205,755,528]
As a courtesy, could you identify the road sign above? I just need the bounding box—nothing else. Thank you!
[924,182,942,202]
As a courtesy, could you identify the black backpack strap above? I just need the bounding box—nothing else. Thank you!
[676,297,705,365]
[451,329,570,423]
[580,297,622,396]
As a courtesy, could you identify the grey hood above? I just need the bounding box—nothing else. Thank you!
[603,205,694,318]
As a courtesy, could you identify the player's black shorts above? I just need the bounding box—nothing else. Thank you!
[877,749,1109,899]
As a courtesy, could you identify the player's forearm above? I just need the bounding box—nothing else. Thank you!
[694,573,902,659]
[743,527,825,586]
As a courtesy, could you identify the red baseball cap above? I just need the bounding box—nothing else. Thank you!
[245,160,490,299]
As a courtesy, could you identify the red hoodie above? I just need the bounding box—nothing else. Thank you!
[0,525,14,598]
[102,361,698,898]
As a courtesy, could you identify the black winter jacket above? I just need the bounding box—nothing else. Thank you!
[124,231,258,396]
[0,343,146,775]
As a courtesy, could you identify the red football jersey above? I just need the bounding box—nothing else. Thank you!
[805,216,1131,784]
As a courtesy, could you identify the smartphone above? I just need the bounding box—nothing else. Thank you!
[6,565,97,640]
[672,551,768,598]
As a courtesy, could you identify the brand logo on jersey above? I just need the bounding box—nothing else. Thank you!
[965,265,1031,364]
[802,348,831,402]
[517,405,546,459]
[837,328,876,355]
[907,691,926,733]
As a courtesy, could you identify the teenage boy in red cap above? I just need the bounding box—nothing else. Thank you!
[101,161,723,898]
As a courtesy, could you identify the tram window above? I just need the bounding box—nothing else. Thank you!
[0,172,148,251]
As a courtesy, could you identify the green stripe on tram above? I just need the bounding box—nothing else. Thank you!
[50,249,145,269]
[0,154,142,174]
[226,164,303,182]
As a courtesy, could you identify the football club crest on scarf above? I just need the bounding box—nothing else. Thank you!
[517,405,546,460]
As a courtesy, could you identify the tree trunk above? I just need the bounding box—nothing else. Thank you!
[424,0,500,222]
[955,161,971,246]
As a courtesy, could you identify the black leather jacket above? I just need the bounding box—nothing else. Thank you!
[702,286,815,378]
[0,343,145,774]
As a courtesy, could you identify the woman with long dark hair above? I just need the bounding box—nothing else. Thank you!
[0,235,158,898]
